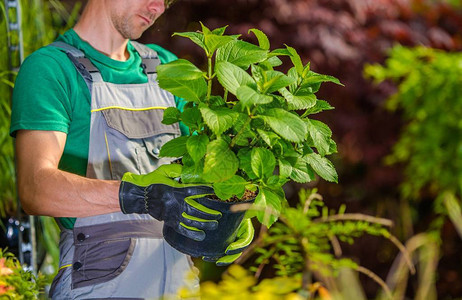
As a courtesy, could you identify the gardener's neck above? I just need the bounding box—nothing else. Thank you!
[73,2,129,61]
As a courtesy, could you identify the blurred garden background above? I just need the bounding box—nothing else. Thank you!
[1,0,462,299]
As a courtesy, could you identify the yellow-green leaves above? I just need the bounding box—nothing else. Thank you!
[213,175,247,200]
[259,109,307,143]
[203,138,239,183]
[251,148,276,179]
[236,85,273,108]
[159,136,188,158]
[201,23,236,56]
[304,153,338,183]
[254,187,283,226]
[216,40,268,69]
[162,107,181,125]
[186,135,209,163]
[215,61,256,95]
[306,119,337,156]
[279,87,317,110]
[157,59,207,103]
[199,105,238,136]
[248,28,270,50]
[157,23,341,225]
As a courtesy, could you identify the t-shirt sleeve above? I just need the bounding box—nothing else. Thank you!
[10,49,73,137]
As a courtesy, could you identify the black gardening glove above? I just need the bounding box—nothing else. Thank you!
[119,164,222,241]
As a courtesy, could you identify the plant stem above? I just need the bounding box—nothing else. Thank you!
[224,89,228,102]
[356,266,392,299]
[312,213,394,227]
[206,56,213,102]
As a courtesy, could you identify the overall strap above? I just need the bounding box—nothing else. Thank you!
[130,41,161,77]
[48,41,103,90]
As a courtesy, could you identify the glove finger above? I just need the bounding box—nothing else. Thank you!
[225,219,254,255]
[176,222,206,241]
[184,197,222,220]
[181,212,218,230]
[215,253,242,267]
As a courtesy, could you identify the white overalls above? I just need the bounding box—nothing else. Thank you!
[48,41,198,300]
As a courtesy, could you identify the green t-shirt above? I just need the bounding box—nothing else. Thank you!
[10,29,186,229]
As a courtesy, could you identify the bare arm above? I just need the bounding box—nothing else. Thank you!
[15,130,120,217]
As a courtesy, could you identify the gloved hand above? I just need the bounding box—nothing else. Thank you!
[119,164,222,242]
[203,218,254,266]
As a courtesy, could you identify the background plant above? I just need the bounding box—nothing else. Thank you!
[1,0,80,281]
[365,46,462,238]
[177,188,416,300]
[0,249,47,299]
[157,23,341,227]
[364,45,462,298]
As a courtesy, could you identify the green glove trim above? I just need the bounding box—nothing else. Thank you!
[180,222,203,232]
[215,253,242,266]
[184,197,222,218]
[181,212,217,223]
[224,218,254,254]
[121,164,208,188]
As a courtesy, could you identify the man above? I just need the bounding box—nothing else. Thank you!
[10,0,253,298]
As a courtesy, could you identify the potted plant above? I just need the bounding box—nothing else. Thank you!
[156,23,341,256]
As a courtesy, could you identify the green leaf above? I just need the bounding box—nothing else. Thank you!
[216,40,268,69]
[287,67,299,93]
[173,32,205,50]
[205,35,235,55]
[269,48,291,57]
[248,28,270,50]
[304,100,334,115]
[264,71,296,94]
[181,107,203,129]
[279,88,316,110]
[181,154,204,183]
[304,153,338,183]
[266,56,283,67]
[278,159,293,178]
[254,187,283,227]
[306,119,333,156]
[200,105,238,135]
[259,108,307,142]
[212,25,228,36]
[186,135,209,163]
[302,71,343,86]
[289,158,316,183]
[215,61,256,95]
[200,22,212,35]
[285,45,304,75]
[251,64,265,86]
[209,95,226,107]
[257,129,280,148]
[157,61,207,103]
[162,107,181,125]
[238,148,258,180]
[213,175,247,200]
[159,136,189,157]
[156,59,204,80]
[251,148,276,178]
[203,138,239,182]
[236,85,273,107]
[232,113,255,146]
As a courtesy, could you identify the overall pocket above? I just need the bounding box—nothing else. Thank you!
[71,236,136,289]
[101,108,181,179]
[71,220,163,289]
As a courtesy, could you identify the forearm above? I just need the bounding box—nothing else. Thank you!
[19,167,120,218]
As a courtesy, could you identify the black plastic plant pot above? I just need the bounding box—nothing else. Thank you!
[163,195,255,258]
